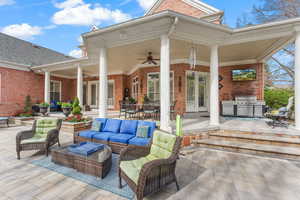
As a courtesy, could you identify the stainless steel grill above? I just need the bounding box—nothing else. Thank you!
[222,96,265,117]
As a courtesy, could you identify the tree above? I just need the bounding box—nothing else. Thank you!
[237,0,300,86]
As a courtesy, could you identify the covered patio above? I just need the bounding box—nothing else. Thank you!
[32,10,300,131]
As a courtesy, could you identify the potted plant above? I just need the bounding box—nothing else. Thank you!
[39,102,50,116]
[60,102,73,117]
[129,97,137,104]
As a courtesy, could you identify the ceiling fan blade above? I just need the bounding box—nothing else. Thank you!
[153,59,160,61]
[142,60,148,64]
[152,60,157,65]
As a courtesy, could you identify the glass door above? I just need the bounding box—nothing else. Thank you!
[186,72,196,112]
[108,81,114,109]
[186,71,208,112]
[90,83,97,107]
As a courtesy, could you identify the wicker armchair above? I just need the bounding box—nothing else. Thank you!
[16,118,62,159]
[119,130,182,200]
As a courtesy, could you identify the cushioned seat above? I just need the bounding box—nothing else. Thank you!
[93,132,118,141]
[120,120,138,135]
[21,136,47,144]
[79,130,99,139]
[120,130,177,184]
[94,118,108,131]
[103,119,122,133]
[120,154,158,184]
[109,134,135,144]
[128,137,151,146]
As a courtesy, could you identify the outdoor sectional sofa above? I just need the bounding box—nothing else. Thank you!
[74,118,156,153]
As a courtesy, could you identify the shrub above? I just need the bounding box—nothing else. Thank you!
[72,97,82,115]
[24,95,32,114]
[39,102,50,107]
[264,88,294,109]
[60,102,72,108]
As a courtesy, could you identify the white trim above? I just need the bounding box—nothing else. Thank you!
[31,57,88,70]
[0,60,31,71]
[182,0,221,14]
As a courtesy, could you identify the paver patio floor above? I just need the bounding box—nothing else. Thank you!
[1,125,300,200]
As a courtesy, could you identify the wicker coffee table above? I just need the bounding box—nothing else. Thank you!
[51,144,112,178]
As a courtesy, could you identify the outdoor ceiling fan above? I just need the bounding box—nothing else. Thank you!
[138,52,160,65]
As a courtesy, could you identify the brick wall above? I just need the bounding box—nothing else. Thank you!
[153,0,206,18]
[126,63,264,114]
[0,67,75,116]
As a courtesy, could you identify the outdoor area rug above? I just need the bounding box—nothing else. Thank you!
[31,154,134,199]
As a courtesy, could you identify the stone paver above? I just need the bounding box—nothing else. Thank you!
[1,125,300,200]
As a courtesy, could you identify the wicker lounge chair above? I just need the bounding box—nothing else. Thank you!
[119,130,182,200]
[16,118,62,159]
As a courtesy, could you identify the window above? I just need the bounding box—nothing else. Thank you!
[147,72,174,102]
[132,77,139,100]
[50,81,61,102]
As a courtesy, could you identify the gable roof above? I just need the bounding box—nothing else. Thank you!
[0,32,73,68]
[145,0,222,16]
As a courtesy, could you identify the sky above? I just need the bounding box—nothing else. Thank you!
[0,0,261,58]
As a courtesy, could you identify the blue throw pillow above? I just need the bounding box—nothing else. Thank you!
[91,121,102,131]
[136,126,149,138]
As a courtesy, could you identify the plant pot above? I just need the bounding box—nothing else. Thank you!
[39,106,49,116]
[62,107,72,117]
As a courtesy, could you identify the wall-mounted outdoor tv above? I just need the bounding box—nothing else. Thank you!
[232,69,256,81]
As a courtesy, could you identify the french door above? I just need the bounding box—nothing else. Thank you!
[186,71,209,112]
[88,81,114,109]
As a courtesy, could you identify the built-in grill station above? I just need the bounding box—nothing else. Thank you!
[222,96,266,117]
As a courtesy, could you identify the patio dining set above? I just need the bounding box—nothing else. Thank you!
[119,100,177,120]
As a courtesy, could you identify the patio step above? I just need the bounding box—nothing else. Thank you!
[209,132,300,148]
[219,129,300,139]
[193,139,300,161]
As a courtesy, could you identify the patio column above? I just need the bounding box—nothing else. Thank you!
[160,34,171,132]
[295,31,300,129]
[44,71,50,104]
[77,64,83,107]
[209,45,220,126]
[99,47,108,118]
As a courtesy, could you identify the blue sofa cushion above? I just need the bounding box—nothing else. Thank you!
[109,134,135,144]
[93,132,118,141]
[103,119,122,133]
[120,120,138,135]
[137,121,156,137]
[128,137,151,146]
[94,118,108,131]
[79,130,99,139]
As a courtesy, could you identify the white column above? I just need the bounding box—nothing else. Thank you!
[44,71,50,103]
[209,45,220,126]
[77,64,83,107]
[160,34,171,132]
[295,32,300,129]
[99,47,108,118]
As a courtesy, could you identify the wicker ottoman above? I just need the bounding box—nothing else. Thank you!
[51,145,112,179]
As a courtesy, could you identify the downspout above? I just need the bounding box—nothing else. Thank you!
[168,17,179,36]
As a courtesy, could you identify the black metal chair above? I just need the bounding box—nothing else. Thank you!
[125,104,138,119]
[119,100,129,118]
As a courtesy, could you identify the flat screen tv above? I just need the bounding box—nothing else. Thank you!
[232,69,256,81]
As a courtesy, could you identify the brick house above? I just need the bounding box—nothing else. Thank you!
[7,0,300,130]
[0,33,75,116]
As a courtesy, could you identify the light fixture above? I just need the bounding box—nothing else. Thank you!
[189,46,197,69]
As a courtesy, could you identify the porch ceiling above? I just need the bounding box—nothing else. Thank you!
[32,11,300,77]
[48,36,290,78]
